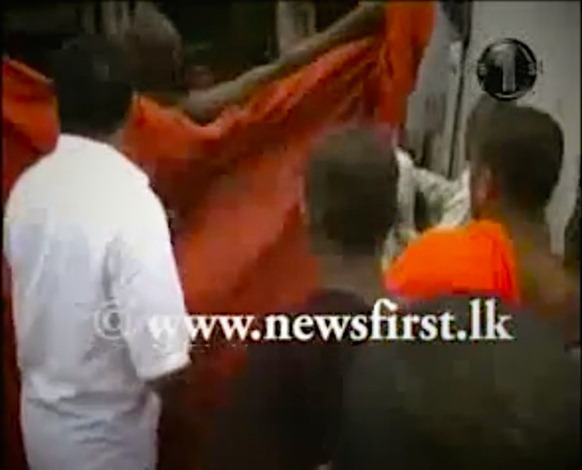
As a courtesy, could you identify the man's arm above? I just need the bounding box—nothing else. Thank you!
[181,2,386,122]
[279,1,386,73]
[107,186,193,395]
[411,166,458,224]
[437,169,471,228]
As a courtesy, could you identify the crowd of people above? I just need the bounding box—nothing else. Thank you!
[2,2,580,470]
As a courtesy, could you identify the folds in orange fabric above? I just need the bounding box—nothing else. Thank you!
[2,3,435,466]
[384,221,521,304]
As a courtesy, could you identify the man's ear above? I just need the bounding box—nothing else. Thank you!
[482,166,502,201]
[470,164,493,215]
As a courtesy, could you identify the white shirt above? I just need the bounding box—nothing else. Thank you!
[382,151,471,269]
[437,168,471,228]
[4,135,191,470]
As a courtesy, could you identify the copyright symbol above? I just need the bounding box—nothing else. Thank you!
[94,302,127,341]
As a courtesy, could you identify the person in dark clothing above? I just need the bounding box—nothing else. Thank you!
[202,126,400,470]
[334,295,580,470]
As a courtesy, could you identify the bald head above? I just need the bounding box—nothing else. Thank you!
[469,104,564,215]
[464,94,512,160]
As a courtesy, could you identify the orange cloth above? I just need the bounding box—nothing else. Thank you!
[375,1,436,125]
[384,220,522,304]
[2,60,58,201]
[2,3,434,467]
[2,60,57,470]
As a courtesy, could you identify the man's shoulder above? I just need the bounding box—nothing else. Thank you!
[6,142,158,228]
[4,153,52,217]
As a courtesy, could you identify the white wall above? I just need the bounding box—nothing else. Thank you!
[455,1,580,254]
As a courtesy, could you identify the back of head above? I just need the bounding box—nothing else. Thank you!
[337,296,580,469]
[305,126,400,257]
[468,104,564,216]
[50,35,133,138]
[464,93,509,159]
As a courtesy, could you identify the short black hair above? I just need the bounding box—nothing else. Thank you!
[468,105,564,213]
[50,35,133,136]
[305,126,400,256]
[336,296,580,470]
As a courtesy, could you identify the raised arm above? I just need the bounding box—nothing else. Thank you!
[181,2,386,122]
[278,1,386,72]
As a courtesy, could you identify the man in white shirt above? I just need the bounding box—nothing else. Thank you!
[382,149,470,269]
[3,36,191,470]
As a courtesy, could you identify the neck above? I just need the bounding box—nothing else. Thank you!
[66,126,120,143]
[485,204,550,249]
[83,131,125,154]
[318,252,384,305]
[485,205,579,330]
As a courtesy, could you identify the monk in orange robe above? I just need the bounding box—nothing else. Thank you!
[3,3,435,468]
[385,102,579,341]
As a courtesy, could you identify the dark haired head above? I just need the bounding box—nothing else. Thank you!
[304,126,399,256]
[336,295,580,470]
[467,104,564,217]
[50,35,133,138]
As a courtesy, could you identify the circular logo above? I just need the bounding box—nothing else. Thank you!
[476,38,538,101]
[94,300,130,341]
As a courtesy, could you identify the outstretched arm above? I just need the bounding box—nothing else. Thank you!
[279,1,386,73]
[412,167,458,221]
[180,2,386,122]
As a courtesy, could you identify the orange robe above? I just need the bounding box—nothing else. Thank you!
[384,220,522,304]
[2,3,435,468]
[2,60,58,470]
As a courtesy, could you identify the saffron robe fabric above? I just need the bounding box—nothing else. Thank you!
[384,220,522,305]
[2,3,435,467]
